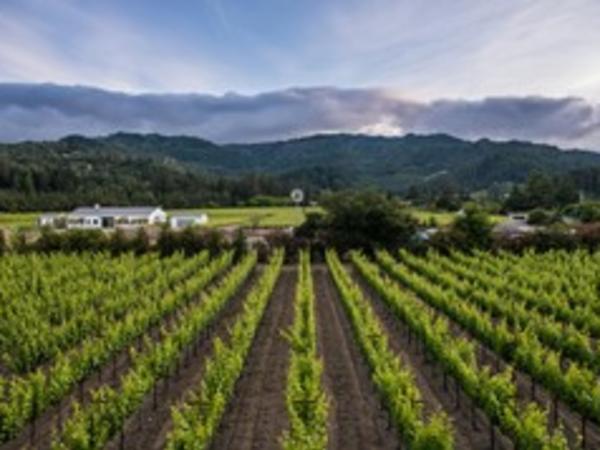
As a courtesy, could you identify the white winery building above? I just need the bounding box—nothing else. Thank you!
[66,205,167,229]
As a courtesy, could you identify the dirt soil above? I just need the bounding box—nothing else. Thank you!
[0,264,254,450]
[313,264,399,450]
[375,262,600,450]
[209,266,296,450]
[102,266,264,450]
[348,264,513,450]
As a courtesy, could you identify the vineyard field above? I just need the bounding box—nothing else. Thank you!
[0,249,599,449]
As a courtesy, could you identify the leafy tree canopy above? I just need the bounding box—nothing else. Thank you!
[319,191,417,253]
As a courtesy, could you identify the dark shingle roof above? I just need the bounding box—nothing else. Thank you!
[70,206,162,217]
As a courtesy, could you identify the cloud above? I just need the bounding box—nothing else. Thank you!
[2,1,600,100]
[412,97,600,144]
[0,0,225,93]
[317,0,600,101]
[1,83,600,150]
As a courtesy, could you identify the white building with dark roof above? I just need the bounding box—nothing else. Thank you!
[66,205,167,229]
[169,212,209,229]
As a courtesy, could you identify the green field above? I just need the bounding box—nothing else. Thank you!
[0,207,505,229]
[0,212,39,229]
[175,206,322,228]
[0,207,321,229]
[408,209,505,226]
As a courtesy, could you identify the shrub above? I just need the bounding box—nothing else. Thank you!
[563,202,600,223]
[527,208,554,225]
[130,228,151,255]
[451,206,493,250]
[108,228,130,255]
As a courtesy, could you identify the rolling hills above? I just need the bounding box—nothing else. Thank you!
[68,132,600,190]
[1,132,600,210]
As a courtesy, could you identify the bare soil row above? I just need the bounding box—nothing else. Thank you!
[1,263,254,450]
[370,260,600,449]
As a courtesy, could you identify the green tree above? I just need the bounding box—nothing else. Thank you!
[451,206,493,250]
[554,177,578,206]
[504,172,579,211]
[527,208,554,225]
[320,191,417,252]
[525,172,554,207]
[295,212,327,239]
[17,170,36,196]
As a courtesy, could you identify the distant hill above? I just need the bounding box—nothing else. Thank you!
[2,132,600,210]
[88,132,600,189]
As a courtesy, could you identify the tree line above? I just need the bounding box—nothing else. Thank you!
[0,153,299,211]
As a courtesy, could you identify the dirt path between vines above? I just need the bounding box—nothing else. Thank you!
[348,265,509,450]
[313,264,399,450]
[210,266,295,450]
[375,260,600,450]
[1,262,247,450]
[103,266,263,450]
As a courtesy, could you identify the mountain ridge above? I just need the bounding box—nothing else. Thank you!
[2,131,600,210]
[103,131,600,190]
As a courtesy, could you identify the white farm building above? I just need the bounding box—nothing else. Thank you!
[170,213,209,229]
[66,205,167,229]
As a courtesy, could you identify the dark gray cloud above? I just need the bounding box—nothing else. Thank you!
[1,83,599,149]
[413,97,600,144]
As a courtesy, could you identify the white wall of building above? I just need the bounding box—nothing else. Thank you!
[67,215,102,229]
[149,209,168,224]
[170,214,208,229]
[66,207,167,229]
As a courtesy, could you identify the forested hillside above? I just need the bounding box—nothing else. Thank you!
[2,132,600,210]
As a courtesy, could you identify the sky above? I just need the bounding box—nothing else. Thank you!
[1,0,600,148]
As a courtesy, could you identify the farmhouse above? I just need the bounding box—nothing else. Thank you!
[66,205,167,229]
[170,213,209,229]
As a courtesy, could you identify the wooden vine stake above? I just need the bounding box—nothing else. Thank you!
[153,383,158,410]
[581,414,587,449]
[78,379,84,403]
[454,377,460,410]
[119,424,125,450]
[30,416,36,446]
[470,398,478,431]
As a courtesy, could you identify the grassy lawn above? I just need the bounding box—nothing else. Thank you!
[0,207,321,230]
[171,206,322,228]
[0,212,40,229]
[408,209,456,226]
[409,209,505,226]
[0,206,505,230]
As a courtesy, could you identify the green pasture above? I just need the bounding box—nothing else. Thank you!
[408,209,505,226]
[0,212,39,229]
[181,206,322,228]
[0,206,505,230]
